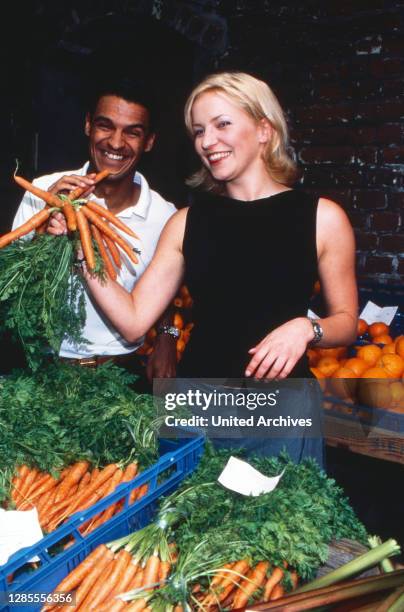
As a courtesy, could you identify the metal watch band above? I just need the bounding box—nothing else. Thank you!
[157,325,180,340]
[308,317,323,346]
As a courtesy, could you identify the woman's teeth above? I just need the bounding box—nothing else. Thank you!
[208,152,231,162]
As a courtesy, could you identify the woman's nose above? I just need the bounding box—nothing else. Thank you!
[201,128,217,150]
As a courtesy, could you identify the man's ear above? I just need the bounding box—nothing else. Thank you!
[258,118,272,144]
[144,132,156,153]
[84,113,91,137]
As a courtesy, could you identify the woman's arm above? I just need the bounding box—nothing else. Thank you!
[245,198,357,379]
[83,208,188,343]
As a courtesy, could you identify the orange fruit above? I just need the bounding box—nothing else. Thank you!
[372,334,393,345]
[390,382,404,410]
[361,367,389,379]
[173,297,183,308]
[357,318,369,336]
[328,367,357,400]
[316,347,347,360]
[332,367,357,379]
[310,367,325,379]
[395,337,404,359]
[368,322,389,338]
[317,356,340,377]
[176,339,186,352]
[357,344,382,367]
[307,348,319,367]
[376,354,404,378]
[173,312,184,330]
[313,280,321,295]
[344,357,368,377]
[358,380,392,409]
[382,343,396,355]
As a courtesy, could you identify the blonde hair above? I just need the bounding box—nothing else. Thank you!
[184,71,299,192]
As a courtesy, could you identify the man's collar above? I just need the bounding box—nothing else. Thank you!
[83,162,151,219]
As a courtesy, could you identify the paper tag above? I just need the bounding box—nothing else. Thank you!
[218,456,285,497]
[0,508,43,566]
[307,309,320,319]
[359,301,398,326]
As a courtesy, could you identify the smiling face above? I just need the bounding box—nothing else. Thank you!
[190,90,270,189]
[85,95,155,182]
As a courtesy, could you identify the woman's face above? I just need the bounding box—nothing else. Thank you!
[190,91,269,186]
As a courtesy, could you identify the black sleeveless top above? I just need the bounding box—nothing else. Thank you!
[179,190,319,378]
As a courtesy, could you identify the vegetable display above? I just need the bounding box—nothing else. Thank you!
[44,448,372,610]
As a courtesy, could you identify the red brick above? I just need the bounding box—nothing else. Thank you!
[292,126,352,146]
[382,147,404,164]
[379,234,404,253]
[349,211,370,230]
[355,231,379,250]
[354,127,378,145]
[301,167,334,187]
[390,192,404,209]
[355,101,404,123]
[366,168,404,188]
[355,147,379,165]
[382,35,404,56]
[362,256,395,275]
[370,58,404,78]
[370,211,401,232]
[377,124,404,145]
[310,62,350,80]
[315,82,353,101]
[397,259,404,276]
[353,190,387,210]
[382,79,404,99]
[332,167,366,187]
[299,146,355,164]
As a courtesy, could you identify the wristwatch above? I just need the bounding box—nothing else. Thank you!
[157,325,180,340]
[307,317,323,346]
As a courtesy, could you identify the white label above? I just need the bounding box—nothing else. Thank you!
[359,301,398,326]
[218,456,285,497]
[0,508,43,565]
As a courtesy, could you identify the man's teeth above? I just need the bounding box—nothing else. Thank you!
[104,151,124,160]
[208,152,231,162]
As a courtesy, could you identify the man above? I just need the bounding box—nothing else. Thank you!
[13,77,178,383]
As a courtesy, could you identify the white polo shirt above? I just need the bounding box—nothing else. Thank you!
[13,162,176,358]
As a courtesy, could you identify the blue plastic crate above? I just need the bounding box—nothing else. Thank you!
[0,435,204,612]
[324,396,404,434]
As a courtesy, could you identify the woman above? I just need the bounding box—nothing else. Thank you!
[71,71,357,383]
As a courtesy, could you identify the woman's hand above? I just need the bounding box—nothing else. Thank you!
[245,317,314,380]
[48,173,96,198]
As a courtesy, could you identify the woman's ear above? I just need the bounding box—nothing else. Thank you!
[258,118,272,144]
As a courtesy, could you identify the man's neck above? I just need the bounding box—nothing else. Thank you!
[93,174,141,214]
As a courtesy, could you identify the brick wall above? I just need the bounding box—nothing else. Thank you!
[215,0,404,287]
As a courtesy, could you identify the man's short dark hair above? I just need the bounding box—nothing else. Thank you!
[86,76,157,131]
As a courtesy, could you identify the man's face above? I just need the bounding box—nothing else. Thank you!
[85,95,155,181]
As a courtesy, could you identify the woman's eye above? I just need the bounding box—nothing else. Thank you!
[218,120,230,128]
[193,129,204,138]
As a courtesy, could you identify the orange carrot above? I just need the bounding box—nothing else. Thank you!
[86,548,132,609]
[68,169,110,201]
[11,465,29,505]
[54,461,90,503]
[270,583,285,600]
[128,568,144,590]
[210,562,234,589]
[98,600,128,612]
[70,546,114,609]
[142,553,160,590]
[76,551,115,611]
[290,570,299,590]
[36,486,56,516]
[77,471,91,492]
[0,208,52,249]
[91,223,117,280]
[17,468,39,504]
[35,221,48,235]
[14,175,62,207]
[61,199,77,231]
[84,200,139,239]
[76,207,95,271]
[81,207,138,264]
[90,467,100,482]
[158,560,171,584]
[109,559,139,602]
[263,565,284,602]
[232,561,270,609]
[49,544,107,594]
[37,488,58,526]
[19,475,58,509]
[103,233,121,268]
[83,468,124,534]
[61,464,118,518]
[173,606,184,612]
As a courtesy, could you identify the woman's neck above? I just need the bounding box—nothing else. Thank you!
[225,169,289,202]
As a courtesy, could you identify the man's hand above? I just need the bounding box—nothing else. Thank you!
[47,211,68,236]
[48,173,96,198]
[146,334,177,381]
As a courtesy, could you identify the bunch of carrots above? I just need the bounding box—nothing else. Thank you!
[10,461,148,536]
[44,541,297,611]
[0,171,139,278]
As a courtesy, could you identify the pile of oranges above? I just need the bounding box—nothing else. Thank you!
[137,285,194,362]
[309,320,404,412]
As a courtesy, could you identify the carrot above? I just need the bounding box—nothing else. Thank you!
[54,461,90,503]
[263,565,284,602]
[232,561,270,609]
[61,463,118,518]
[14,175,62,207]
[37,489,58,526]
[142,553,160,590]
[86,548,132,609]
[173,606,184,612]
[270,583,285,600]
[103,233,122,268]
[84,200,139,239]
[81,206,139,264]
[158,560,171,584]
[83,467,124,533]
[19,475,58,510]
[91,223,117,280]
[0,208,52,249]
[290,570,299,590]
[90,467,100,482]
[76,207,96,271]
[11,465,29,505]
[128,568,144,590]
[68,169,110,201]
[125,599,150,612]
[62,199,77,231]
[210,562,234,589]
[75,550,115,611]
[35,221,48,235]
[109,559,139,602]
[49,544,107,595]
[77,471,91,492]
[17,468,39,505]
[98,600,128,612]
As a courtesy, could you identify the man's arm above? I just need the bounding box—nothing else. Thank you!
[145,305,177,381]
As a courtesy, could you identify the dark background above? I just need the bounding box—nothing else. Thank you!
[0,0,403,552]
